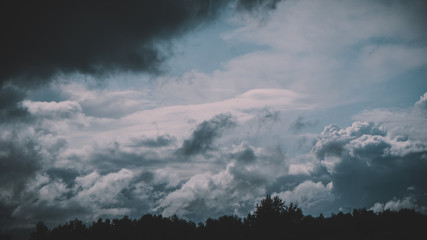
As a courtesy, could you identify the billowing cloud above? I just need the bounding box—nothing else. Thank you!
[158,142,288,220]
[275,180,333,212]
[0,123,70,229]
[415,92,427,110]
[312,98,427,210]
[370,196,427,214]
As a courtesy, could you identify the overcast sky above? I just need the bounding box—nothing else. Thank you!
[1,0,427,233]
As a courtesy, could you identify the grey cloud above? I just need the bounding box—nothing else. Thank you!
[0,86,31,122]
[312,122,386,160]
[130,135,176,148]
[133,171,155,184]
[178,113,236,156]
[10,169,149,227]
[0,1,222,86]
[290,116,319,132]
[234,147,257,163]
[275,180,334,215]
[0,136,42,228]
[159,143,288,221]
[254,107,280,134]
[0,0,283,88]
[46,168,80,188]
[22,100,83,120]
[88,142,158,173]
[228,146,286,187]
[236,0,281,12]
[313,121,427,211]
[0,137,42,199]
[12,198,89,224]
[0,108,79,229]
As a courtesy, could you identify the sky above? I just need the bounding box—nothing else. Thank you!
[1,0,427,235]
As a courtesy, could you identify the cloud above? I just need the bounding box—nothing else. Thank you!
[178,113,236,156]
[159,142,288,220]
[312,96,427,210]
[9,169,140,225]
[0,85,31,122]
[130,135,176,148]
[0,136,42,225]
[75,169,135,206]
[290,116,319,132]
[22,100,82,119]
[275,180,333,212]
[370,196,427,214]
[0,125,69,228]
[206,0,427,108]
[0,0,283,87]
[0,1,219,85]
[46,168,80,188]
[1,1,426,236]
[236,0,281,11]
[415,92,427,110]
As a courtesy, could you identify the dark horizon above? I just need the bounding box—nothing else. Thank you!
[21,195,427,240]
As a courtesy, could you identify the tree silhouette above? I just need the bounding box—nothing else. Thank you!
[244,194,304,239]
[27,195,427,240]
[29,222,49,240]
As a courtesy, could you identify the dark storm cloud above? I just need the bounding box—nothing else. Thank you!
[88,142,157,173]
[0,135,43,228]
[236,0,281,11]
[0,86,31,122]
[177,113,236,156]
[0,0,220,86]
[46,168,80,187]
[0,0,282,88]
[0,137,42,197]
[313,121,427,210]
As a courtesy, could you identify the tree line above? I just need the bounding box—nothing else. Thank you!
[26,195,427,240]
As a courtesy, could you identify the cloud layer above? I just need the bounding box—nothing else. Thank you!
[0,0,281,87]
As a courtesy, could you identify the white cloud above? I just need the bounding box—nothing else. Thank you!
[415,92,427,110]
[75,169,135,205]
[22,100,82,118]
[370,196,427,214]
[288,163,315,176]
[217,0,427,106]
[354,94,427,142]
[275,180,333,211]
[60,82,155,118]
[50,86,309,155]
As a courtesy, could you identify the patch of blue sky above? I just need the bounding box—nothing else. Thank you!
[165,14,269,76]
